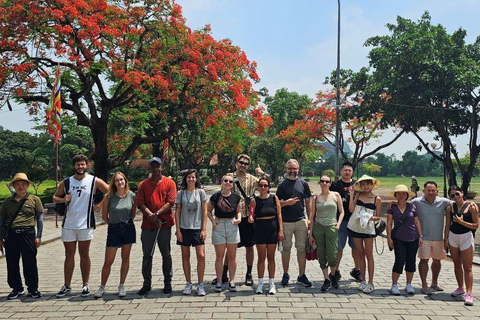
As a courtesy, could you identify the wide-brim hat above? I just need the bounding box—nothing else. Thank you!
[354,174,381,192]
[9,173,33,186]
[389,184,415,197]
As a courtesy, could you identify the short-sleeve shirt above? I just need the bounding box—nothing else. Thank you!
[231,172,258,218]
[276,178,311,222]
[412,196,452,241]
[107,191,135,224]
[210,192,241,219]
[0,193,43,229]
[330,179,355,221]
[387,203,419,242]
[175,189,207,230]
[137,176,177,229]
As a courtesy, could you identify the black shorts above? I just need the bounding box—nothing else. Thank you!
[347,228,375,239]
[238,217,255,248]
[176,228,204,247]
[106,219,136,248]
[254,219,278,245]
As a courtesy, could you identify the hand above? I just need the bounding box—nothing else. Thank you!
[348,186,355,194]
[278,230,285,242]
[212,220,219,229]
[284,197,300,206]
[452,214,464,224]
[35,237,41,248]
[64,194,72,202]
[176,230,183,242]
[0,241,4,256]
[387,238,394,249]
[147,213,157,224]
[335,223,340,230]
[418,237,423,247]
[309,235,316,246]
[387,202,393,211]
[444,239,449,251]
[248,215,254,223]
[200,229,207,241]
[232,218,241,225]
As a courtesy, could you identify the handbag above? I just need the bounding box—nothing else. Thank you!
[54,178,70,216]
[375,220,386,236]
[0,197,28,241]
[305,232,317,261]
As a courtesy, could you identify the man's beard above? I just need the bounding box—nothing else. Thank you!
[75,169,85,175]
[286,172,298,179]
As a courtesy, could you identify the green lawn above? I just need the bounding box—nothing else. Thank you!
[0,180,58,197]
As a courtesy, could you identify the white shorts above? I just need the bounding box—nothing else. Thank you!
[448,231,474,251]
[62,228,94,242]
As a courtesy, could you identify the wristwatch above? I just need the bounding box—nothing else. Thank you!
[155,211,160,216]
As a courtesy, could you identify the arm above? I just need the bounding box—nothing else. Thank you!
[248,198,256,223]
[308,196,316,238]
[276,196,284,241]
[207,201,217,229]
[233,201,242,225]
[131,194,137,219]
[444,206,452,250]
[386,212,394,248]
[348,190,358,213]
[370,196,382,221]
[305,196,312,227]
[413,216,423,247]
[101,196,109,224]
[53,180,71,203]
[278,198,300,207]
[175,197,182,242]
[201,200,207,241]
[335,193,344,229]
[452,204,479,230]
[35,210,43,248]
[95,178,109,194]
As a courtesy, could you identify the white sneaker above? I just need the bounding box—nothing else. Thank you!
[183,283,193,295]
[118,284,126,297]
[268,283,277,295]
[363,283,375,294]
[256,283,264,294]
[405,283,415,294]
[389,284,400,295]
[94,285,105,298]
[358,281,367,291]
[197,283,206,296]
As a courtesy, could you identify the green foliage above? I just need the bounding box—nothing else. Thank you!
[363,163,382,175]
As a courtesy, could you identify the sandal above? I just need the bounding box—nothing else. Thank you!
[430,284,444,291]
[421,287,432,295]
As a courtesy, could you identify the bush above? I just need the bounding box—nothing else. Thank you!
[128,182,139,192]
[322,169,335,180]
[200,175,212,185]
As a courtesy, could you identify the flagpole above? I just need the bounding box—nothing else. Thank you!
[55,141,59,228]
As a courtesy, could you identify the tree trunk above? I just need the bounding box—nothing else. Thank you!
[91,122,110,181]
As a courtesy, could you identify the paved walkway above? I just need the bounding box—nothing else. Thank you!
[1,187,479,319]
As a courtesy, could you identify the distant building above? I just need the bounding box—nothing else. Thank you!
[0,126,3,131]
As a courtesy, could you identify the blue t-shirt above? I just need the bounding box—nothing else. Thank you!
[276,178,311,222]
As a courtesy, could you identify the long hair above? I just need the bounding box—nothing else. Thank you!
[180,169,201,190]
[105,172,130,200]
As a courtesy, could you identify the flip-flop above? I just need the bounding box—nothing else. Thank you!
[421,287,432,295]
[430,284,444,291]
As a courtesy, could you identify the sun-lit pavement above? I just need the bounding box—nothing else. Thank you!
[0,185,479,319]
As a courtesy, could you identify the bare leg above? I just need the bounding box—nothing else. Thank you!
[392,272,400,285]
[298,255,307,277]
[406,271,414,285]
[214,244,227,282]
[226,244,238,282]
[246,246,254,269]
[354,238,366,282]
[100,247,118,286]
[63,241,77,286]
[195,245,206,284]
[181,245,191,283]
[449,246,463,290]
[119,244,132,284]
[256,244,267,279]
[266,244,276,279]
[430,258,442,287]
[282,254,290,274]
[364,238,374,284]
[78,240,91,285]
[418,259,429,288]
[460,245,474,294]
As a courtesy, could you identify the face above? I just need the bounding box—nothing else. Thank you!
[340,166,353,181]
[74,161,87,175]
[449,190,463,201]
[286,162,299,179]
[360,180,373,192]
[13,180,29,195]
[150,162,163,176]
[319,176,331,188]
[258,180,270,192]
[114,174,126,189]
[423,184,438,200]
[186,172,197,185]
[395,192,408,201]
[235,157,250,173]
[222,176,234,189]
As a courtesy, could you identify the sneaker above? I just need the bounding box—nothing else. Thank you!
[296,274,312,287]
[197,283,206,296]
[28,290,42,299]
[358,281,367,291]
[335,269,342,281]
[56,284,71,298]
[321,279,332,292]
[350,269,362,283]
[329,273,339,289]
[281,273,290,286]
[137,285,151,295]
[465,293,474,306]
[183,283,193,295]
[255,283,264,294]
[268,282,277,295]
[229,282,237,292]
[245,274,254,286]
[118,284,126,297]
[215,283,222,292]
[163,283,172,294]
[7,288,25,300]
[405,283,415,294]
[211,275,229,285]
[94,285,105,298]
[81,284,91,297]
[451,287,466,297]
[363,283,375,294]
[389,284,400,295]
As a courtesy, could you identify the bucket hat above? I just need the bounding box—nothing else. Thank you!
[9,173,33,186]
[388,184,415,198]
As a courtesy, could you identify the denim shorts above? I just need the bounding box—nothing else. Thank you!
[212,220,240,245]
[106,219,136,248]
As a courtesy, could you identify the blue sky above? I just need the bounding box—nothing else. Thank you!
[2,0,479,157]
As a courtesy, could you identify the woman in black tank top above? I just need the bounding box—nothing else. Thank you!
[444,186,478,306]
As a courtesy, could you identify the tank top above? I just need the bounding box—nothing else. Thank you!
[107,191,135,224]
[254,194,277,218]
[450,202,475,235]
[347,198,377,235]
[63,174,96,229]
[315,193,337,226]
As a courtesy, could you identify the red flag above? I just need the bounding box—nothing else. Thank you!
[162,139,169,163]
[46,66,62,144]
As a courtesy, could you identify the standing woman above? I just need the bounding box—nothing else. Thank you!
[444,186,478,306]
[207,173,242,292]
[386,184,423,295]
[95,172,136,298]
[309,175,344,292]
[248,177,284,295]
[175,169,207,296]
[347,175,382,293]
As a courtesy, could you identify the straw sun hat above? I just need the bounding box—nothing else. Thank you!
[353,174,381,192]
[9,173,33,186]
[388,184,415,198]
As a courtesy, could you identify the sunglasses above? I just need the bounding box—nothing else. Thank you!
[238,160,250,166]
[320,180,331,184]
[223,179,234,183]
[449,192,461,198]
[258,184,269,188]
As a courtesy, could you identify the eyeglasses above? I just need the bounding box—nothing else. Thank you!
[449,192,461,198]
[320,180,331,184]
[223,179,234,183]
[238,160,250,166]
[258,184,269,188]
[287,167,299,170]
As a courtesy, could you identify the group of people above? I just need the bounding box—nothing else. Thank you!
[0,155,477,306]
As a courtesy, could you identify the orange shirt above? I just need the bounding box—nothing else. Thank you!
[137,177,177,229]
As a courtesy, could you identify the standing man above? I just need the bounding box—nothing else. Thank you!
[137,157,177,295]
[329,162,362,282]
[53,154,109,297]
[0,173,43,299]
[412,181,451,295]
[276,159,312,287]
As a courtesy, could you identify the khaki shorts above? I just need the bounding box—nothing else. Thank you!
[417,240,446,260]
[282,219,308,258]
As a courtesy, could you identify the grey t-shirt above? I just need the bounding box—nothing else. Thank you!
[412,196,452,241]
[175,189,206,230]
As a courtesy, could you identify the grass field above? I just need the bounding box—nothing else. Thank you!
[0,180,57,197]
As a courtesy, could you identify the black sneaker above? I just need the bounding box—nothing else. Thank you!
[56,284,71,298]
[228,282,237,292]
[296,274,312,287]
[137,285,152,295]
[81,284,90,297]
[281,273,290,286]
[211,275,229,285]
[335,269,342,281]
[245,274,254,286]
[28,290,42,299]
[163,283,172,294]
[7,288,25,300]
[350,268,362,283]
[330,273,339,289]
[321,279,332,292]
